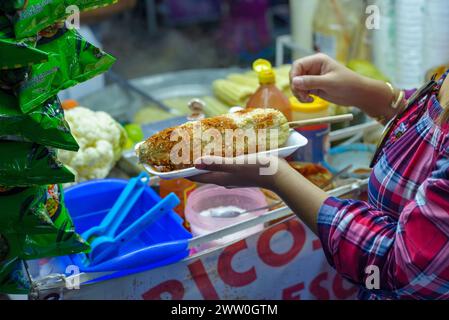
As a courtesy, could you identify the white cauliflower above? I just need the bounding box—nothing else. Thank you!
[59,106,127,183]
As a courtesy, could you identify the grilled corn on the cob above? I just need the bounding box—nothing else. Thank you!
[137,108,290,171]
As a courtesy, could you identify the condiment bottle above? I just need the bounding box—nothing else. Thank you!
[246,59,292,121]
[159,178,196,230]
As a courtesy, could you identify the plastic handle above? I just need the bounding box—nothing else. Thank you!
[84,239,190,272]
[89,192,180,265]
[116,193,180,244]
[82,172,149,241]
[104,186,146,237]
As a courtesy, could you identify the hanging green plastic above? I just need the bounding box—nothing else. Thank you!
[0,1,28,13]
[0,257,30,294]
[1,0,117,39]
[0,141,75,187]
[0,91,79,151]
[0,185,70,234]
[0,185,90,260]
[0,15,47,70]
[0,39,48,69]
[17,27,115,113]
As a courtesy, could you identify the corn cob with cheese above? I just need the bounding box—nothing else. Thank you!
[137,108,290,171]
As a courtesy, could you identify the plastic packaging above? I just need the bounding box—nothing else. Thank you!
[2,0,117,39]
[17,28,116,113]
[290,95,330,163]
[0,38,48,69]
[0,258,30,294]
[0,1,27,12]
[246,59,292,121]
[0,91,79,151]
[0,14,47,70]
[0,141,75,187]
[0,185,90,261]
[0,185,70,234]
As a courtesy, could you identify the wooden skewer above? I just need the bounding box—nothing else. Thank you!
[288,114,354,128]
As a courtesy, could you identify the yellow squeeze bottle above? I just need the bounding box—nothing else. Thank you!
[246,59,292,121]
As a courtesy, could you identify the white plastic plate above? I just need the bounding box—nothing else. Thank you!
[135,130,308,180]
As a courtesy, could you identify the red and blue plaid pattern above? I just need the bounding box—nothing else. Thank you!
[318,70,449,300]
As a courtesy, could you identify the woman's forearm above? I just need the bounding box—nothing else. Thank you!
[352,75,398,121]
[271,164,329,235]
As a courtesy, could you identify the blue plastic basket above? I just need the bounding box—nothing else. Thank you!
[59,178,192,283]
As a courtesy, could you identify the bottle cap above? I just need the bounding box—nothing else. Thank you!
[253,59,276,85]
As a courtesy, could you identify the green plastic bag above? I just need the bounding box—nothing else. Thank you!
[0,257,30,295]
[0,1,27,13]
[0,185,69,234]
[0,39,48,69]
[0,15,47,70]
[0,14,14,38]
[3,0,117,39]
[0,141,75,187]
[0,67,29,90]
[0,90,79,151]
[0,185,90,260]
[18,27,115,113]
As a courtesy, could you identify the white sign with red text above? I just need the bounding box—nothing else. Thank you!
[54,218,358,300]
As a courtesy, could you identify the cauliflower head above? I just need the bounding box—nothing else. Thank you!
[59,106,127,182]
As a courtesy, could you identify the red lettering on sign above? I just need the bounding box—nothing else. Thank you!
[188,259,220,300]
[142,280,184,300]
[309,272,330,300]
[312,239,322,251]
[333,274,358,299]
[282,282,305,300]
[257,219,306,267]
[217,240,257,287]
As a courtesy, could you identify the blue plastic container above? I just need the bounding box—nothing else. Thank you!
[324,144,376,178]
[59,179,192,282]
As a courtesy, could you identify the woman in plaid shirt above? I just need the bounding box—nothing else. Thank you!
[192,53,449,299]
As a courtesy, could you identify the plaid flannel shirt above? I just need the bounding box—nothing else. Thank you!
[318,70,449,300]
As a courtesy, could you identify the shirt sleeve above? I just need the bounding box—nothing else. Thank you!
[318,147,449,298]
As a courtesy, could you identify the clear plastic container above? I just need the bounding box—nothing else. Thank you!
[185,185,267,251]
[313,0,363,63]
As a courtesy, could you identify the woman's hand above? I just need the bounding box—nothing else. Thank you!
[290,53,364,105]
[290,53,397,120]
[190,155,329,235]
[191,155,291,191]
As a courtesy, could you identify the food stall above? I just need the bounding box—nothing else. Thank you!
[23,64,376,300]
[2,0,448,302]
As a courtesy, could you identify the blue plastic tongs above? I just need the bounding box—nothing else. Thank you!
[89,193,180,265]
[81,172,151,244]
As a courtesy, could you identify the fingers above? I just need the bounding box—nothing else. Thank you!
[290,53,331,102]
[289,53,328,80]
[291,76,328,102]
[194,155,274,173]
[189,172,252,188]
[194,156,242,173]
